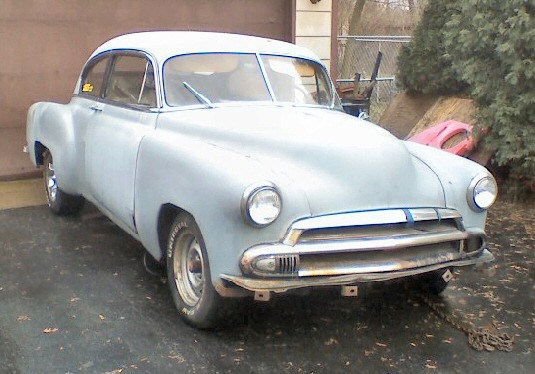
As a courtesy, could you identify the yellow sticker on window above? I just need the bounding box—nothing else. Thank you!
[82,83,94,93]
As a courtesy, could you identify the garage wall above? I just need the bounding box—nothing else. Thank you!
[0,0,293,179]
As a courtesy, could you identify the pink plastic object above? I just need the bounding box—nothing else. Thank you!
[409,120,474,156]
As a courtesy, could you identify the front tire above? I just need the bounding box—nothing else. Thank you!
[43,151,85,215]
[167,213,225,328]
[419,268,453,295]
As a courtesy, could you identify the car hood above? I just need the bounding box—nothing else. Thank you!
[158,106,446,215]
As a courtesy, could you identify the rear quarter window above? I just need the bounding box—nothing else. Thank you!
[80,57,109,98]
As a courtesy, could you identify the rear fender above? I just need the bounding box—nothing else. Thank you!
[26,102,79,194]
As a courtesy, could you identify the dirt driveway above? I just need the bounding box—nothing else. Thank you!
[0,200,533,373]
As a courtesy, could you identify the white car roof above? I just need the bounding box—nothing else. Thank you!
[90,31,321,63]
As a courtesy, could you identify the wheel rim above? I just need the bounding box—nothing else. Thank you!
[45,158,58,203]
[173,233,204,307]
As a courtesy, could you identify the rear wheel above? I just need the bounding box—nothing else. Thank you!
[43,151,85,215]
[167,213,226,328]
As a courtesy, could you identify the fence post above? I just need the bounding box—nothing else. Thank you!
[337,36,411,109]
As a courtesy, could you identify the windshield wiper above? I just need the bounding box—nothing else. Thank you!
[183,82,214,108]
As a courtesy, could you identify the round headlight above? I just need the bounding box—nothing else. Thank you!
[467,173,498,211]
[242,183,282,226]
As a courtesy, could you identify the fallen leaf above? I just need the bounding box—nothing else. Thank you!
[375,342,387,347]
[17,315,31,321]
[99,314,106,321]
[324,338,338,346]
[426,360,437,369]
[168,352,186,363]
[103,369,123,374]
[43,327,59,334]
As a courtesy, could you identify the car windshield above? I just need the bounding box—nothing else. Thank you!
[163,53,337,108]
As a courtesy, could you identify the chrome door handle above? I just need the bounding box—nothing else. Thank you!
[90,104,103,112]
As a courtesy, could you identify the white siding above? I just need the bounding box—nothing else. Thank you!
[295,0,332,70]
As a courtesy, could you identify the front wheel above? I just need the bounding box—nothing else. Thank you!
[419,268,453,295]
[43,151,85,215]
[167,213,226,328]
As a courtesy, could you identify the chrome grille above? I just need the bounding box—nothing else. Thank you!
[291,213,464,276]
[297,219,460,244]
[276,255,299,273]
[240,208,486,278]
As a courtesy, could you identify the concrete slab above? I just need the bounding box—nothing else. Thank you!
[0,178,46,210]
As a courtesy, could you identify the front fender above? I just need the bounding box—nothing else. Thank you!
[134,129,311,283]
[26,102,80,194]
[405,141,491,228]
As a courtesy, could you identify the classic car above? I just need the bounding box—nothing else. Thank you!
[26,31,497,328]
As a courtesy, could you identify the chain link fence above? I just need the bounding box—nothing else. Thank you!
[337,36,411,111]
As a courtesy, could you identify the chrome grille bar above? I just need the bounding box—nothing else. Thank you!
[283,208,462,245]
[292,229,466,255]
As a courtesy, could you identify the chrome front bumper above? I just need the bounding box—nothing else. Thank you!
[221,208,495,293]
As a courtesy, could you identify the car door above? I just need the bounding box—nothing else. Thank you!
[84,52,159,233]
[70,54,112,194]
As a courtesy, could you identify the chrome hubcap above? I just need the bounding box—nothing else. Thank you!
[46,160,58,203]
[173,234,204,307]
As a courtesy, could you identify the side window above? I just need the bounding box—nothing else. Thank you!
[80,57,109,98]
[105,55,156,107]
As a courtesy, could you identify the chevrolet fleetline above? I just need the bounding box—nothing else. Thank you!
[26,32,497,328]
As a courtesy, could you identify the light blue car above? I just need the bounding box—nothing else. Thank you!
[26,31,497,328]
